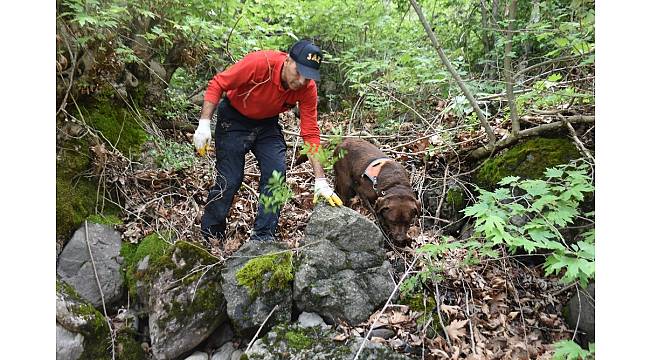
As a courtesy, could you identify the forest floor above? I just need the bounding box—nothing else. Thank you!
[98,108,588,359]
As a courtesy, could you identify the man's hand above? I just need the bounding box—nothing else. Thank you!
[313,178,343,207]
[193,119,212,156]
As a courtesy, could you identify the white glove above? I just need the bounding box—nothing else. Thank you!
[193,119,212,156]
[313,178,343,207]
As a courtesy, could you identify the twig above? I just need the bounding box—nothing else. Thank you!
[572,283,582,342]
[551,281,579,297]
[434,282,451,346]
[434,164,449,228]
[352,252,423,360]
[240,181,259,199]
[245,304,279,354]
[560,114,594,162]
[84,221,116,360]
[462,280,476,354]
[224,14,244,64]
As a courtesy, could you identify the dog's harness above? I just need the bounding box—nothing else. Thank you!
[363,158,391,193]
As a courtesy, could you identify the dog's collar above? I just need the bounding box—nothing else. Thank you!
[363,158,391,192]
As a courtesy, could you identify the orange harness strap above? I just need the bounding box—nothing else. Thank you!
[363,158,391,190]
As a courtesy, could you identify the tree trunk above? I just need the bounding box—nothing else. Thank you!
[503,0,520,136]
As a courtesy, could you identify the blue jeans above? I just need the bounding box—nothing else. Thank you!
[201,98,287,241]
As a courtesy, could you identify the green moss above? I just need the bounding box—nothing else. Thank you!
[445,187,465,210]
[121,232,173,299]
[286,330,314,350]
[235,252,294,298]
[87,214,123,225]
[402,293,436,313]
[56,136,97,242]
[475,137,581,190]
[77,100,148,157]
[116,329,145,360]
[56,132,120,242]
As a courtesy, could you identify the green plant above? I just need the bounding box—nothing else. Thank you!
[516,74,594,112]
[463,160,595,287]
[552,340,595,360]
[149,138,195,171]
[400,237,461,298]
[259,170,293,214]
[299,126,346,173]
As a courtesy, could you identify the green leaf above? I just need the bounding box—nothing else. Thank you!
[531,194,558,212]
[553,340,592,360]
[498,175,520,186]
[544,167,564,178]
[547,73,562,82]
[520,179,549,197]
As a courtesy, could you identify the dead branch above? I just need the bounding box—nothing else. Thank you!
[469,115,595,159]
[560,114,594,162]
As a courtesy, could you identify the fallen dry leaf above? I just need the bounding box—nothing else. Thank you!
[440,304,462,317]
[445,319,468,342]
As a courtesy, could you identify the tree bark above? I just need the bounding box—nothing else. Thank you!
[409,0,496,147]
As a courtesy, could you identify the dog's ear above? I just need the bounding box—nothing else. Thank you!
[375,196,391,215]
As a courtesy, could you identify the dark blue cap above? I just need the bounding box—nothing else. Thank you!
[289,40,322,81]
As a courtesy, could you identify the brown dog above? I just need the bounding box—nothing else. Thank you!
[333,138,421,246]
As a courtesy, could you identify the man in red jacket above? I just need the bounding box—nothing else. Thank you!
[193,39,342,242]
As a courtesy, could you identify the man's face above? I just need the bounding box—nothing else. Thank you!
[282,57,308,91]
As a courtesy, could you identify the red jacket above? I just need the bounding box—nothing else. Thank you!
[204,50,320,149]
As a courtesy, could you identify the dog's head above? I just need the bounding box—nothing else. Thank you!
[375,193,421,246]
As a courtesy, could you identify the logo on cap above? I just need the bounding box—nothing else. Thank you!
[306,53,321,64]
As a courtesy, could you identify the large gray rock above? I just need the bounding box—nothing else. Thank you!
[141,241,227,360]
[294,204,394,325]
[565,281,595,347]
[221,241,293,338]
[56,222,125,309]
[56,324,84,360]
[211,342,236,360]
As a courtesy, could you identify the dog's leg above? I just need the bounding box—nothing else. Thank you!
[334,171,356,206]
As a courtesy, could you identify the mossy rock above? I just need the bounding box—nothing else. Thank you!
[475,137,581,190]
[56,278,145,360]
